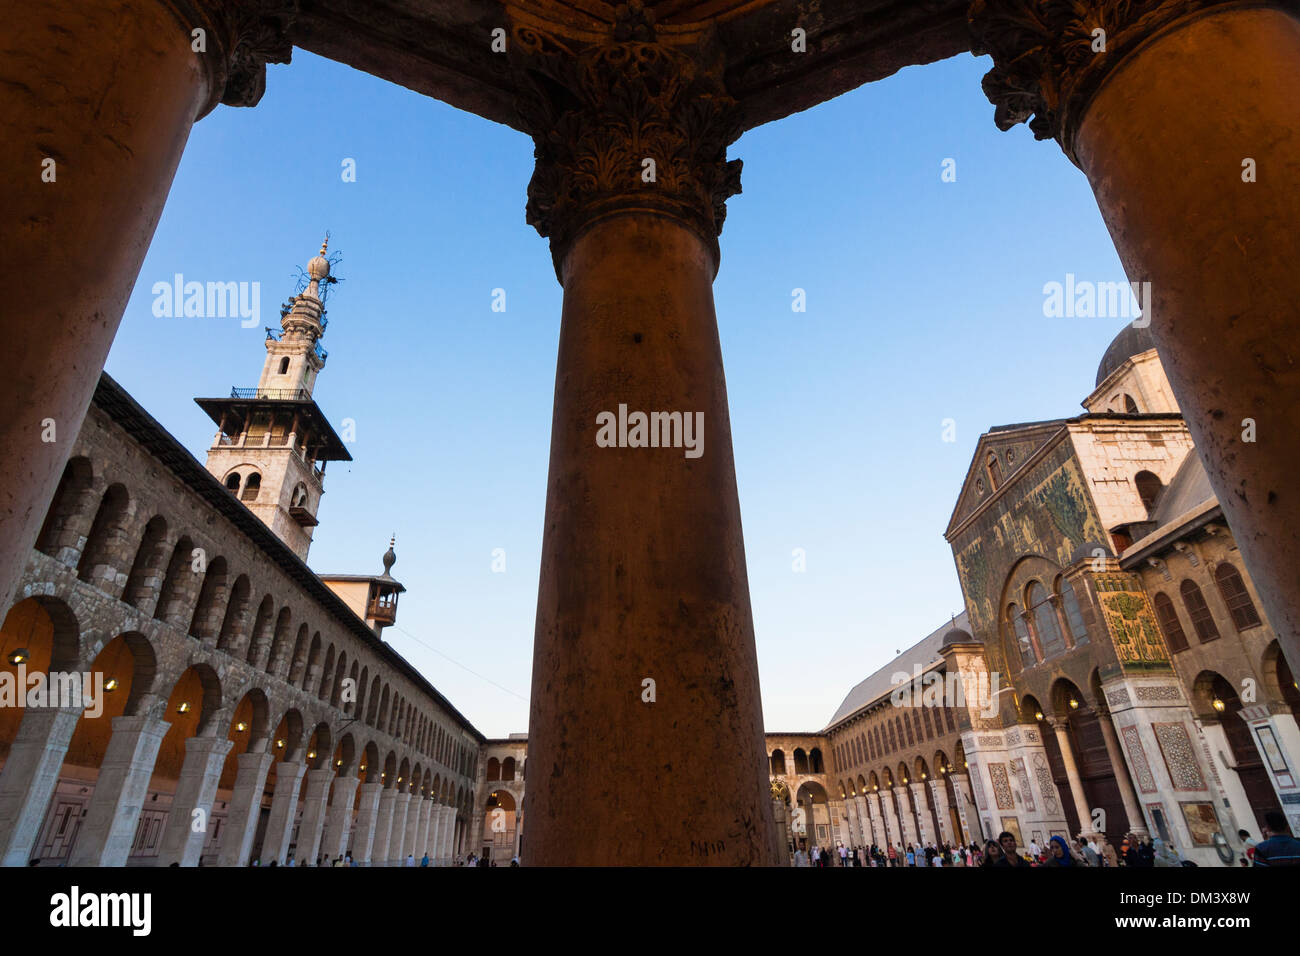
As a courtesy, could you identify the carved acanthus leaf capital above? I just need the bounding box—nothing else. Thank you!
[163,0,297,116]
[509,16,744,268]
[967,0,1295,160]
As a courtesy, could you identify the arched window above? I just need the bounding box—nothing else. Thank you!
[1123,393,1139,414]
[1058,577,1089,645]
[1028,581,1066,659]
[1180,580,1220,643]
[1152,591,1188,653]
[225,473,241,492]
[279,356,290,374]
[1009,603,1037,668]
[1214,563,1262,631]
[241,472,261,502]
[1134,471,1163,513]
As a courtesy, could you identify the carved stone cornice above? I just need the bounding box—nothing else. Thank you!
[161,0,297,117]
[967,0,1298,161]
[509,5,744,272]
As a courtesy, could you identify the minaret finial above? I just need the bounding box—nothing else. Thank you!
[320,232,329,257]
[382,535,397,575]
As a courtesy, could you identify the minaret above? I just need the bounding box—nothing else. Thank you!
[320,536,406,637]
[195,237,352,560]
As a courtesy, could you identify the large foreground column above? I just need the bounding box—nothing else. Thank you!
[971,0,1300,673]
[0,0,292,614]
[511,14,776,867]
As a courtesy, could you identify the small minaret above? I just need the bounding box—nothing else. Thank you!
[196,237,352,560]
[320,536,407,637]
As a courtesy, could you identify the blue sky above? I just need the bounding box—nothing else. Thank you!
[106,47,1133,738]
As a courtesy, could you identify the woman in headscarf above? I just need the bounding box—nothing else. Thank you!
[1152,839,1184,867]
[1041,835,1073,866]
[981,839,1008,866]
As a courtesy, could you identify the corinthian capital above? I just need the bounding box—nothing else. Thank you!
[163,0,297,115]
[509,6,744,270]
[967,0,1290,160]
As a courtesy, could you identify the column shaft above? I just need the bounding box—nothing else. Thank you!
[320,776,360,862]
[0,0,211,611]
[0,706,81,866]
[348,782,383,865]
[1072,6,1300,669]
[67,715,168,866]
[527,214,774,865]
[216,751,273,867]
[157,734,232,866]
[261,760,306,865]
[295,768,333,865]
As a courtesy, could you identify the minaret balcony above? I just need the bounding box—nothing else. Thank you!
[230,386,311,401]
[368,597,398,626]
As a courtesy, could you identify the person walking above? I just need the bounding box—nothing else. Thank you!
[420,853,429,867]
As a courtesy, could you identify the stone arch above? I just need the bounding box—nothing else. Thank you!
[121,514,169,611]
[377,685,390,732]
[332,654,352,710]
[245,595,275,668]
[317,643,336,702]
[305,722,332,770]
[36,456,96,565]
[153,534,197,626]
[188,555,230,642]
[76,482,133,589]
[287,623,311,687]
[381,750,398,789]
[152,662,224,790]
[216,573,251,653]
[333,731,358,776]
[0,596,83,760]
[359,740,380,783]
[265,607,293,678]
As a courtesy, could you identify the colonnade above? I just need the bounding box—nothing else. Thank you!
[3,0,1299,865]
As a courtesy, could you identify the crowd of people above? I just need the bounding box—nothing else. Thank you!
[792,811,1300,867]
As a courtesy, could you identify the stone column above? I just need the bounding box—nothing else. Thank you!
[414,797,432,860]
[370,786,397,866]
[68,714,169,866]
[911,781,935,847]
[320,775,360,862]
[1097,706,1148,838]
[216,750,274,867]
[0,0,293,614]
[1046,718,1094,837]
[866,793,885,849]
[402,791,423,863]
[431,806,447,863]
[950,773,978,843]
[260,760,306,865]
[348,781,382,865]
[970,0,1300,674]
[388,790,411,865]
[295,767,333,865]
[929,778,955,847]
[442,808,458,862]
[894,784,919,848]
[881,791,901,851]
[853,795,872,848]
[0,705,81,866]
[157,734,233,866]
[508,13,775,866]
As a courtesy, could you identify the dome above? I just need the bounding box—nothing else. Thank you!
[308,236,331,280]
[1096,322,1157,387]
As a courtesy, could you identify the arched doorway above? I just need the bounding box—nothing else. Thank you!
[1196,671,1282,832]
